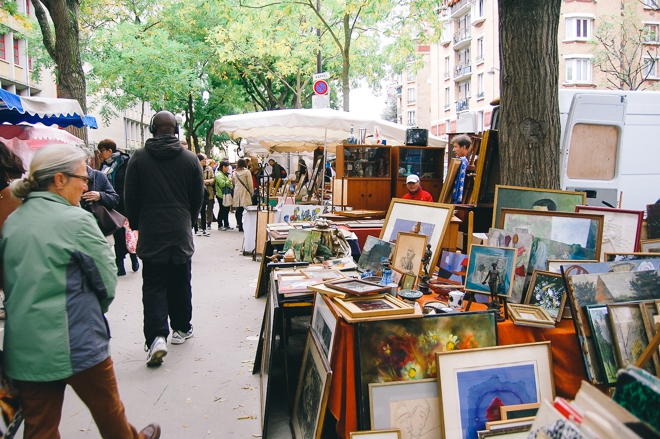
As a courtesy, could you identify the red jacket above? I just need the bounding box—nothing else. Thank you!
[402,189,434,202]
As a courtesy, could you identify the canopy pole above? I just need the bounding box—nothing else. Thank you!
[321,129,328,211]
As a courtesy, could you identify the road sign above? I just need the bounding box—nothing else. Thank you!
[313,79,329,96]
[312,95,330,109]
[313,72,330,81]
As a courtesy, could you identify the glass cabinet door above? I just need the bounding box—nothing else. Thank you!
[396,148,443,179]
[342,146,390,178]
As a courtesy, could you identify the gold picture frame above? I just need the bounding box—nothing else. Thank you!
[507,303,555,328]
[349,430,402,439]
[640,238,660,253]
[300,268,347,280]
[523,270,567,323]
[333,294,414,320]
[500,402,541,420]
[392,231,428,276]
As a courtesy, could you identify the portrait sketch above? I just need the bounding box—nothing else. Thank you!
[390,398,440,439]
[393,232,428,276]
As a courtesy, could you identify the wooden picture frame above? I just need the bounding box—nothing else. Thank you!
[639,301,660,375]
[349,430,402,439]
[585,305,619,385]
[333,294,414,319]
[477,425,531,438]
[276,272,320,296]
[325,279,391,296]
[492,185,586,229]
[499,208,604,264]
[604,252,660,262]
[507,303,555,328]
[487,228,535,303]
[500,402,540,420]
[380,199,454,276]
[464,245,518,297]
[575,205,644,259]
[436,342,554,439]
[607,303,656,376]
[484,418,535,430]
[369,379,440,436]
[311,292,339,364]
[259,291,277,438]
[301,268,346,280]
[400,271,417,290]
[523,270,567,322]
[439,158,462,204]
[392,231,428,276]
[545,259,598,274]
[291,330,332,439]
[641,238,660,253]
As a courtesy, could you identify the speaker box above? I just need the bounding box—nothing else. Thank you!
[406,128,428,146]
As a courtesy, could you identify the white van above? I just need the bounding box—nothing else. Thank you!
[559,90,660,211]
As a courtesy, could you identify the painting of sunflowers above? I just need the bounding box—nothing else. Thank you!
[355,311,498,429]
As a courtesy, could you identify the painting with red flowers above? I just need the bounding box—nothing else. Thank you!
[355,311,498,429]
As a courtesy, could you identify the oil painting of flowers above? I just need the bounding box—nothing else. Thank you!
[524,270,567,321]
[355,312,498,429]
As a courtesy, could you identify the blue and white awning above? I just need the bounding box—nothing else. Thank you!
[0,89,97,128]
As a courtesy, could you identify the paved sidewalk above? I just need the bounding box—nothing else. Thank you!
[9,226,267,437]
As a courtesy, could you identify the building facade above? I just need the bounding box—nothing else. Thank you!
[399,0,660,139]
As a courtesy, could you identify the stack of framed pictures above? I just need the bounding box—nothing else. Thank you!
[507,303,555,329]
[333,294,414,321]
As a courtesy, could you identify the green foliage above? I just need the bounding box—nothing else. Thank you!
[2,0,18,15]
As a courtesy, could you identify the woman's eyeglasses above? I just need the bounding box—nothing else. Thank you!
[65,173,90,185]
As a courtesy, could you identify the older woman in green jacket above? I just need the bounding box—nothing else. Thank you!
[0,144,160,439]
[215,160,233,230]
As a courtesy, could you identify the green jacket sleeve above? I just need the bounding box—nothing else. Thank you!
[76,212,117,313]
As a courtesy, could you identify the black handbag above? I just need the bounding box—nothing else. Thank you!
[89,202,126,236]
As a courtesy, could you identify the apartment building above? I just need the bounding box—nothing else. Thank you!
[88,104,155,153]
[399,0,660,139]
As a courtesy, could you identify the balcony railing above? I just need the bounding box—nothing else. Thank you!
[456,98,469,112]
[454,63,472,78]
[453,28,471,46]
[450,0,470,17]
[476,91,485,99]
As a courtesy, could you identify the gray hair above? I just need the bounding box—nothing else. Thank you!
[10,144,89,198]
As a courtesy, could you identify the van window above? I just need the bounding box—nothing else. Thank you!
[567,123,617,180]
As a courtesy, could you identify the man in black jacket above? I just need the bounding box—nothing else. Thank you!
[124,110,204,366]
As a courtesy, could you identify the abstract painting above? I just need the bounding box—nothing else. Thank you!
[575,206,644,260]
[524,271,566,321]
[369,379,439,439]
[438,250,469,285]
[488,228,534,303]
[358,236,395,274]
[355,311,498,429]
[436,342,554,439]
[465,245,517,297]
[586,305,619,385]
[492,185,586,229]
[608,303,656,375]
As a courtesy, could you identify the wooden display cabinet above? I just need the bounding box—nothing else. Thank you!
[392,146,445,200]
[335,144,393,211]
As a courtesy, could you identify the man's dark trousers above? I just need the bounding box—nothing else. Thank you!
[142,260,193,346]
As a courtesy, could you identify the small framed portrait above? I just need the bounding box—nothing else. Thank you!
[392,232,428,276]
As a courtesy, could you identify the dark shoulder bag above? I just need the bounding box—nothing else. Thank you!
[89,202,126,236]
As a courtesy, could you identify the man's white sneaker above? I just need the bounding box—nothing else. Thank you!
[171,326,194,345]
[146,336,167,366]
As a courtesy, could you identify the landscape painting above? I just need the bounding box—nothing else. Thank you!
[358,236,395,274]
[283,229,322,262]
[569,269,660,308]
[586,305,619,385]
[608,304,656,376]
[355,312,498,429]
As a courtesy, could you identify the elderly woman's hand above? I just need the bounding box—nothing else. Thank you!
[82,191,102,202]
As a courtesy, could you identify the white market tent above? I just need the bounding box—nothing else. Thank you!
[213,108,446,153]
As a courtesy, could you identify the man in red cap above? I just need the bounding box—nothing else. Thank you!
[402,174,434,202]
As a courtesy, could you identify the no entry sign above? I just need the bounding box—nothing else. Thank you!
[313,79,329,96]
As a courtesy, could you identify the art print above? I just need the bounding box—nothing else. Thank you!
[524,271,566,321]
[608,303,656,375]
[465,245,517,297]
[641,239,660,253]
[585,305,619,385]
[311,293,338,363]
[358,236,395,274]
[575,206,643,260]
[356,312,498,429]
[369,379,439,439]
[492,185,586,229]
[392,232,428,276]
[438,251,468,285]
[488,228,534,303]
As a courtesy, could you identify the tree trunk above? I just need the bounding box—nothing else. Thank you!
[342,13,350,112]
[498,0,561,189]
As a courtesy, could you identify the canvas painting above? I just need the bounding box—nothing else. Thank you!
[369,379,440,439]
[355,312,498,429]
[488,228,534,303]
[586,305,619,385]
[438,251,469,284]
[492,185,586,229]
[608,304,656,375]
[465,245,517,297]
[311,293,338,363]
[392,232,428,276]
[283,229,322,262]
[380,200,454,275]
[576,206,644,260]
[358,236,395,274]
[545,259,654,275]
[499,209,603,266]
[648,203,660,239]
[569,269,660,309]
[524,271,566,320]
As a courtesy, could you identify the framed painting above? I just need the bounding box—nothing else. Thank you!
[639,301,660,374]
[604,252,660,262]
[392,232,428,276]
[477,425,531,439]
[333,294,414,319]
[546,259,598,274]
[311,292,338,363]
[380,199,454,275]
[400,271,417,290]
[358,236,395,275]
[523,270,567,322]
[575,206,644,259]
[508,303,555,328]
[607,303,656,376]
[291,330,333,439]
[326,279,391,296]
[259,292,277,438]
[276,272,319,296]
[648,203,660,239]
[492,185,586,229]
[487,228,534,303]
[283,229,322,262]
[369,379,440,438]
[349,430,401,439]
[499,208,604,265]
[437,250,469,285]
[301,268,346,280]
[500,402,540,420]
[436,342,555,439]
[355,311,498,429]
[641,239,660,253]
[464,245,517,297]
[439,158,462,204]
[585,305,619,385]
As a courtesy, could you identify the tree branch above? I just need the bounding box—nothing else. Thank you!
[32,0,56,61]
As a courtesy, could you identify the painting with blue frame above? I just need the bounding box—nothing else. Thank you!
[465,245,517,297]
